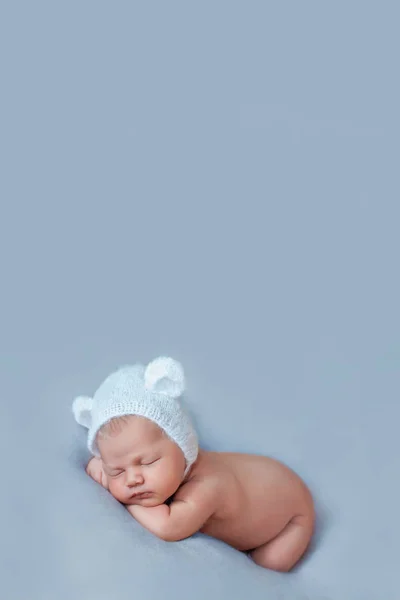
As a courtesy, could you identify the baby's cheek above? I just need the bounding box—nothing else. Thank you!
[153,464,175,491]
[108,479,123,501]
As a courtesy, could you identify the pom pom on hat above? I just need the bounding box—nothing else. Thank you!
[144,356,185,397]
[72,395,93,429]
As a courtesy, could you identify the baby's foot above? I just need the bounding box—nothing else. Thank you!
[86,457,108,489]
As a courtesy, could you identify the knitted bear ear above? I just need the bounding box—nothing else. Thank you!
[72,395,93,429]
[144,357,185,398]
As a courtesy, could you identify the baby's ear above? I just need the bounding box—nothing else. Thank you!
[72,395,93,429]
[144,357,185,398]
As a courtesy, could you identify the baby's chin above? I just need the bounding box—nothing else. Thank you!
[125,496,164,507]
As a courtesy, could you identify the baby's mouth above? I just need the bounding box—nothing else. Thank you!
[130,491,153,499]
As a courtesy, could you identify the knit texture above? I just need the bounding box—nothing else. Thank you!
[72,357,198,474]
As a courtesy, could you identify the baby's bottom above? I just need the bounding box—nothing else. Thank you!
[249,513,314,572]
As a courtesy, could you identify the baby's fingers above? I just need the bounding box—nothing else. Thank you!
[86,464,101,483]
[88,468,100,484]
[100,469,109,489]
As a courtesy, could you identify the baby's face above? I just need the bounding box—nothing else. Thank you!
[97,416,186,506]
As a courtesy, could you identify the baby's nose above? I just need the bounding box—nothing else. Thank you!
[125,469,144,487]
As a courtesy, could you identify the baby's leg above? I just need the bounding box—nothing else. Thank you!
[249,514,314,572]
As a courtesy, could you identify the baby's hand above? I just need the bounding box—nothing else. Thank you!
[86,457,108,489]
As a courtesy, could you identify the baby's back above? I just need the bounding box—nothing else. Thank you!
[193,452,313,551]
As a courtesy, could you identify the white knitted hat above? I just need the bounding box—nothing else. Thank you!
[72,357,198,474]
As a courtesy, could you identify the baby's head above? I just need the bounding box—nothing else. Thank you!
[72,357,199,503]
[96,414,186,505]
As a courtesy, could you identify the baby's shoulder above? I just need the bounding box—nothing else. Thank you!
[175,465,225,504]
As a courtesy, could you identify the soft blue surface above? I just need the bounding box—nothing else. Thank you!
[1,2,399,599]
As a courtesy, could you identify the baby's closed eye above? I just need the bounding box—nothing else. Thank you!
[106,468,124,477]
[142,458,160,466]
[106,458,160,475]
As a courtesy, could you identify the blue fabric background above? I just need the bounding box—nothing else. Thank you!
[1,2,399,599]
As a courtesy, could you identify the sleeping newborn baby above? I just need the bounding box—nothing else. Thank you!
[73,357,315,572]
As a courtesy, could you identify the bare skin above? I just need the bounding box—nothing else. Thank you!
[86,416,315,572]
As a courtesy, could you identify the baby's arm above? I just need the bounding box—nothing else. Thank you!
[126,478,217,542]
[86,457,109,490]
